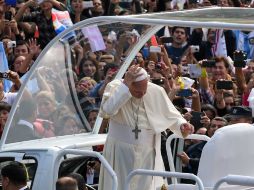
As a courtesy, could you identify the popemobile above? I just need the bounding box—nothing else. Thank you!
[1,7,254,190]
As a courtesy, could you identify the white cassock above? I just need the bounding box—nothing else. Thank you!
[98,79,186,190]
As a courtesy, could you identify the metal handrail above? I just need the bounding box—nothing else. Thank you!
[166,134,210,184]
[53,149,118,190]
[213,175,254,190]
[124,169,204,190]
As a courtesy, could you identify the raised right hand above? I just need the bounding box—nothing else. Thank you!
[123,65,142,87]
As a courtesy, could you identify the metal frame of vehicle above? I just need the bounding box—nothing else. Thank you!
[0,7,253,190]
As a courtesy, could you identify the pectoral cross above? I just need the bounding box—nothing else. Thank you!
[132,125,141,139]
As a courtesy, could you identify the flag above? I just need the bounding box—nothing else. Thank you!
[51,8,75,41]
[213,29,227,57]
[52,8,73,34]
[0,42,12,92]
[150,35,158,46]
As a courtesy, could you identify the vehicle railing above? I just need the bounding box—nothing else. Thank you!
[54,149,117,190]
[166,134,211,184]
[213,175,254,190]
[124,169,204,190]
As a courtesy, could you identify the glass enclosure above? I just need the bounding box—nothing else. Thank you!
[2,21,157,144]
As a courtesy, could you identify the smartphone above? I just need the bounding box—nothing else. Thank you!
[161,37,173,44]
[4,0,16,6]
[216,80,233,90]
[4,11,12,21]
[190,111,204,130]
[189,0,199,4]
[202,60,216,67]
[233,51,247,68]
[177,89,193,97]
[151,78,164,85]
[150,46,161,53]
[0,72,9,79]
[82,1,94,9]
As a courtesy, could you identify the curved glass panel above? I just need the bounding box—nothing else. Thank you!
[3,21,155,144]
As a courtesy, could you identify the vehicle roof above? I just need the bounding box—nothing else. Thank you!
[0,133,107,152]
[129,7,254,25]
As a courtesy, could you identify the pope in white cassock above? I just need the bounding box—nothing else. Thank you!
[98,65,194,190]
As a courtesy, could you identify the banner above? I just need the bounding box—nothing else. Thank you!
[82,25,106,52]
[213,29,227,57]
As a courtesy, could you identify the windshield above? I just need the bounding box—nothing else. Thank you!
[2,21,155,144]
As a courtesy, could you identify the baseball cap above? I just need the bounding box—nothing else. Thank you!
[228,106,252,119]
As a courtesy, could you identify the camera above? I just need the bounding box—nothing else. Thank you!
[216,80,233,90]
[181,65,189,75]
[155,63,162,71]
[190,111,205,130]
[0,72,9,79]
[4,11,12,21]
[7,41,16,49]
[190,45,200,53]
[202,60,216,67]
[233,50,247,68]
[151,78,164,85]
[161,37,173,44]
[189,0,199,4]
[177,89,193,97]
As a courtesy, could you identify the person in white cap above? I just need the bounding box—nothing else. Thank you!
[99,65,194,190]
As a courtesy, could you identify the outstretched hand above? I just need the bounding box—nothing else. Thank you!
[177,151,190,165]
[180,123,194,138]
[27,38,40,56]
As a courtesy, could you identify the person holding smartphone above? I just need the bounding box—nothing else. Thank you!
[0,70,22,105]
[177,117,227,175]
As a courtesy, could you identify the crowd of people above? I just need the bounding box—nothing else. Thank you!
[0,0,254,188]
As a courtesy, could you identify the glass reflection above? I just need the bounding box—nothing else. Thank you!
[5,22,152,143]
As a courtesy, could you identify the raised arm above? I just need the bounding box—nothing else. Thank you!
[235,67,247,93]
[15,0,35,22]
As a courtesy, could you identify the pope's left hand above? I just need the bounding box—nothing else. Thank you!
[180,123,194,138]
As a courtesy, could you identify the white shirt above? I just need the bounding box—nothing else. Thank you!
[19,186,29,190]
[17,120,34,130]
[2,92,17,105]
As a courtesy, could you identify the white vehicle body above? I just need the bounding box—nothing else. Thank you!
[0,7,254,190]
